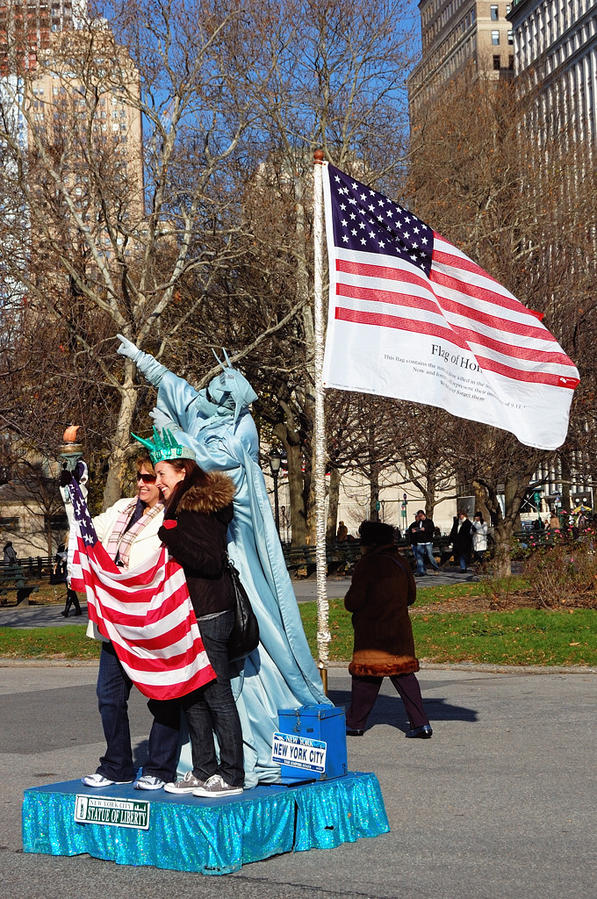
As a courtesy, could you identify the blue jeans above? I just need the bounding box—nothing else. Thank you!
[96,642,180,782]
[182,609,244,787]
[413,542,439,575]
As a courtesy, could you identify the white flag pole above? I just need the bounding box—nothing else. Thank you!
[313,149,330,692]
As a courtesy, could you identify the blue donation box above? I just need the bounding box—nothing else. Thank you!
[275,704,347,782]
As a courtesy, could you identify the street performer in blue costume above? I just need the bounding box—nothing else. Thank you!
[116,334,330,787]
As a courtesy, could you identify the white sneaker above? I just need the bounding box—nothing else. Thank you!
[81,773,133,788]
[163,770,207,794]
[134,775,165,791]
[192,775,243,798]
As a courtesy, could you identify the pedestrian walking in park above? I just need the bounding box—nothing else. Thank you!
[471,514,488,566]
[448,510,474,571]
[54,543,82,617]
[344,520,432,739]
[3,541,17,565]
[407,510,440,576]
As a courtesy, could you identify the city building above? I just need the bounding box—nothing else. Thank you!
[507,0,596,154]
[0,0,86,76]
[408,0,515,124]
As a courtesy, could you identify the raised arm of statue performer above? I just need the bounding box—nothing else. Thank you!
[116,334,168,387]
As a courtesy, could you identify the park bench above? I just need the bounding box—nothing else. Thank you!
[0,564,40,607]
[282,542,363,577]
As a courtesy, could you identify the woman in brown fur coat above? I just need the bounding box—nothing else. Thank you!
[344,520,432,739]
[155,456,245,797]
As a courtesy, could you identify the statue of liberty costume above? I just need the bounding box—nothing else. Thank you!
[117,336,331,787]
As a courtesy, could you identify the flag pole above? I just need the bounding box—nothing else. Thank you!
[313,148,330,693]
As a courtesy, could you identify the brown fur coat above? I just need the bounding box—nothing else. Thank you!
[158,471,235,617]
[344,544,419,677]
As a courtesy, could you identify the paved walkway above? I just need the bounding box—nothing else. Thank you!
[0,568,477,628]
[1,664,595,897]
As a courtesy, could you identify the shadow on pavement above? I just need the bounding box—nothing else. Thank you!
[328,688,478,733]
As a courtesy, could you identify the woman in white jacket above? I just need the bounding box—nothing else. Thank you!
[471,514,489,565]
[81,455,180,793]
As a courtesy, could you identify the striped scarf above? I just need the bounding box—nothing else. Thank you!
[104,499,164,569]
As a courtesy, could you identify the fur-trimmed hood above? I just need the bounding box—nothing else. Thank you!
[178,471,235,514]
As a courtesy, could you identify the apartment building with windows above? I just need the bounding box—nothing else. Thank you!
[508,0,596,151]
[409,0,515,123]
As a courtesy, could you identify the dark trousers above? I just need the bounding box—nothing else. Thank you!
[63,588,81,616]
[96,642,180,782]
[182,609,244,787]
[347,672,429,731]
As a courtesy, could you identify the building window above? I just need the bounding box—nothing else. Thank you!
[508,54,514,69]
[490,4,499,20]
[491,30,500,45]
[508,29,513,44]
[493,54,501,70]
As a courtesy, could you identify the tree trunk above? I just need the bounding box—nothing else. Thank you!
[424,471,436,519]
[326,467,341,542]
[285,441,307,547]
[492,518,514,578]
[102,369,138,510]
[472,479,491,525]
[369,462,381,521]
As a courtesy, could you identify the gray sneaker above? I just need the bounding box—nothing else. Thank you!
[163,771,207,794]
[134,775,165,791]
[81,773,133,788]
[192,775,243,798]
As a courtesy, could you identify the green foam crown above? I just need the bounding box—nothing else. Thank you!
[131,427,196,464]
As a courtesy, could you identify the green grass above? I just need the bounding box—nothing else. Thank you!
[393,575,530,606]
[411,609,596,667]
[1,581,595,667]
[298,598,595,667]
[0,624,100,660]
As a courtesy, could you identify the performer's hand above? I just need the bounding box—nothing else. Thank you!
[116,333,141,362]
[117,334,167,387]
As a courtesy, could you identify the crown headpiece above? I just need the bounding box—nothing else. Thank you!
[131,427,196,464]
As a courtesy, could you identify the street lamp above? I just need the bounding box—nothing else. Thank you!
[268,448,281,536]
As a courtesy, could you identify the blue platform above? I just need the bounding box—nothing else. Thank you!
[22,772,389,875]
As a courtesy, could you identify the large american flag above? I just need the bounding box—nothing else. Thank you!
[68,477,215,700]
[322,163,579,450]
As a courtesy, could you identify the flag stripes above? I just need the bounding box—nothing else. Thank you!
[68,478,215,700]
[322,162,579,450]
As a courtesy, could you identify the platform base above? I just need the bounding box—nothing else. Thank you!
[23,772,389,875]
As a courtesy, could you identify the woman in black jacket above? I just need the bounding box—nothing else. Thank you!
[154,455,245,798]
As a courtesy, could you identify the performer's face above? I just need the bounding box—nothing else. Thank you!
[154,461,186,500]
[136,463,161,508]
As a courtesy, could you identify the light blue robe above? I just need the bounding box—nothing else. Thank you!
[132,353,331,787]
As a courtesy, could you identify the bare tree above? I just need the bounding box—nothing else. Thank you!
[0,2,265,507]
[406,68,595,574]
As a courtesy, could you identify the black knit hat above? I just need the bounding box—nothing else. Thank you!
[358,520,395,546]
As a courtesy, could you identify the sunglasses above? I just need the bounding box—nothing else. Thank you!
[136,472,157,484]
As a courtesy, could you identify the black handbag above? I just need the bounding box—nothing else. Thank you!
[225,556,260,661]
